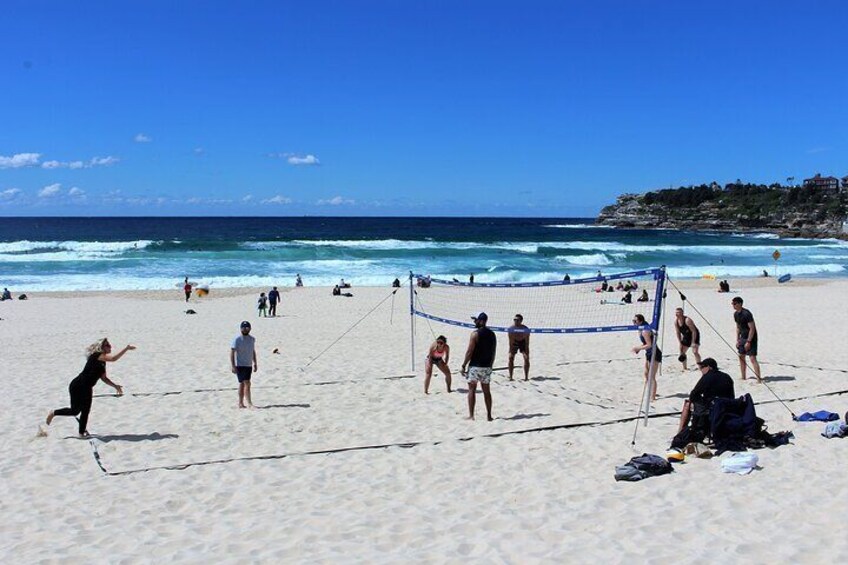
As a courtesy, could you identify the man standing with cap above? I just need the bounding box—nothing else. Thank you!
[230,321,258,408]
[461,312,496,421]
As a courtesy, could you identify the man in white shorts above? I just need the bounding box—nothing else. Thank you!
[461,312,497,421]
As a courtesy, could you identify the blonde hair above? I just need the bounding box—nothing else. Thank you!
[86,338,109,357]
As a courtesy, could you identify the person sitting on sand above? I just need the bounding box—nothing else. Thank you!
[718,280,730,293]
[622,291,632,304]
[563,274,570,283]
[1,287,11,301]
[392,278,401,288]
[637,289,649,302]
[332,285,341,296]
[46,338,136,437]
[675,358,735,435]
[424,335,452,394]
[615,281,624,291]
[632,314,661,401]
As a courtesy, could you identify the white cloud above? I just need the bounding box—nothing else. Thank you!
[262,195,293,204]
[194,147,205,155]
[0,152,41,169]
[40,155,120,169]
[0,188,22,200]
[38,183,61,198]
[68,187,85,197]
[134,133,152,143]
[317,196,354,206]
[90,156,120,166]
[242,194,254,202]
[287,154,320,166]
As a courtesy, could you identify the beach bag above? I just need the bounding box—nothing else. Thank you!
[615,453,673,481]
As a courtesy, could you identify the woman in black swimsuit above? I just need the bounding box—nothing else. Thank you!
[46,338,136,437]
[631,314,661,401]
[674,307,701,371]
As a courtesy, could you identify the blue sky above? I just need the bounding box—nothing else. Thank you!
[1,0,846,217]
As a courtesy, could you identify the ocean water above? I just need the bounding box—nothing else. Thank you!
[0,217,846,291]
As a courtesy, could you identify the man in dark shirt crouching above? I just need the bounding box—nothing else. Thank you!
[675,357,735,436]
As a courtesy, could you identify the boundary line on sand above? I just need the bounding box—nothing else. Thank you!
[84,387,848,477]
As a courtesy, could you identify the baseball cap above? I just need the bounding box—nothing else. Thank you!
[471,312,488,322]
[697,358,718,370]
[240,321,251,329]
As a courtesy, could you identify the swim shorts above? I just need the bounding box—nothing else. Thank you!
[646,349,663,363]
[466,366,492,384]
[680,336,700,347]
[737,337,758,356]
[509,340,528,355]
[236,366,253,382]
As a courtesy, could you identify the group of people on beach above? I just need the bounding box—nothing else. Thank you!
[43,275,762,436]
[424,313,531,420]
[631,295,761,403]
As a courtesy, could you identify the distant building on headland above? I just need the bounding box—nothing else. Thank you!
[843,175,848,191]
[803,173,840,191]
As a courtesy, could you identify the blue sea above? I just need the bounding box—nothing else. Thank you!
[1,217,846,291]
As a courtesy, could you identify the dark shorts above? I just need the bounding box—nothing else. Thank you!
[680,336,700,347]
[737,337,758,356]
[427,356,445,367]
[236,366,253,383]
[510,340,528,355]
[646,349,662,363]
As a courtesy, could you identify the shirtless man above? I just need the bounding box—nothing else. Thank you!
[507,314,530,381]
[674,307,701,371]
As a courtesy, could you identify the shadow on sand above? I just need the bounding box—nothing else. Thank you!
[256,403,311,410]
[93,432,179,443]
[501,413,550,421]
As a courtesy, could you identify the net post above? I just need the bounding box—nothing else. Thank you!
[642,267,666,426]
[409,271,415,372]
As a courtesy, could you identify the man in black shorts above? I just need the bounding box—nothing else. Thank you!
[507,314,530,381]
[230,321,258,408]
[674,307,701,371]
[732,296,761,382]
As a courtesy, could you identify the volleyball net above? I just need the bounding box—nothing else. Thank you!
[409,267,666,335]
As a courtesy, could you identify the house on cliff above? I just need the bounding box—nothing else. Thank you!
[803,173,840,192]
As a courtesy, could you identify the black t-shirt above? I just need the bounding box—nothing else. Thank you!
[268,290,280,304]
[689,369,735,405]
[75,353,106,388]
[470,327,496,368]
[734,308,754,339]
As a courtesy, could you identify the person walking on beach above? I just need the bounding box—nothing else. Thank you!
[296,274,303,287]
[631,314,661,402]
[45,338,136,437]
[424,335,452,394]
[461,312,496,421]
[268,286,280,317]
[674,307,701,371]
[230,321,258,408]
[732,296,761,382]
[508,314,530,381]
[257,292,268,317]
[183,277,192,302]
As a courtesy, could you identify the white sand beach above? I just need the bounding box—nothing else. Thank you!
[2,278,847,562]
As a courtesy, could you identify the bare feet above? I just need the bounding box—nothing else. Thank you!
[80,431,90,438]
[487,416,494,421]
[239,404,247,409]
[465,415,475,420]
[524,378,529,381]
[46,410,54,426]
